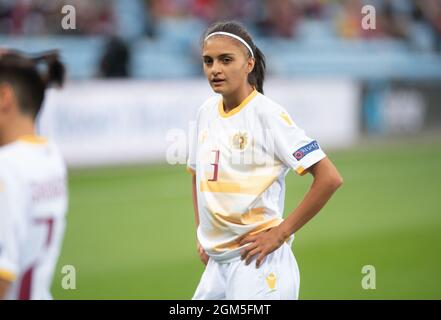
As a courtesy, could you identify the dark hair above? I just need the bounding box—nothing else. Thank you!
[202,21,266,94]
[0,50,65,119]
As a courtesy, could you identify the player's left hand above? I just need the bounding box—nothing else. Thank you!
[239,226,286,268]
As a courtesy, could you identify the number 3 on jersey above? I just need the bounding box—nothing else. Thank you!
[208,150,220,182]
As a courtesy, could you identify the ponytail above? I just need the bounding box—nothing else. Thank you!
[0,49,65,118]
[248,46,266,94]
[32,51,65,88]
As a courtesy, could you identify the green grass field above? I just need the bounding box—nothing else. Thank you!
[52,140,441,299]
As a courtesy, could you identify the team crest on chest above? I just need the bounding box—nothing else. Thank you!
[231,131,249,151]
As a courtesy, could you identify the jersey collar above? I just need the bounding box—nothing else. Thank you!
[218,89,258,118]
[18,135,48,145]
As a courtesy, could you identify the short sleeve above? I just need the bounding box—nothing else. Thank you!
[0,166,21,282]
[264,108,326,175]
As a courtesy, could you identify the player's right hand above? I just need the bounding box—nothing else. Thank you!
[197,241,209,266]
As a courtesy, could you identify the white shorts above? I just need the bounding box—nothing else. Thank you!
[192,243,300,300]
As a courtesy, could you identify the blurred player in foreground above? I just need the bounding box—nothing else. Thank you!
[0,49,67,300]
[188,21,343,299]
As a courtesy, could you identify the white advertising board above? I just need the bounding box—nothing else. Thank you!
[39,79,360,167]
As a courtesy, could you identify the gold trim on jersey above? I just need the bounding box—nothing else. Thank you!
[18,135,48,145]
[0,269,16,282]
[212,218,283,252]
[218,89,258,118]
[280,112,294,126]
[296,166,308,176]
[214,207,266,225]
[200,174,278,195]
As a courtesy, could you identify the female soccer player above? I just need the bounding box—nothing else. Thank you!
[187,21,343,299]
[0,50,68,299]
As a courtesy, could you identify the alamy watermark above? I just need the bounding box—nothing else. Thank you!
[61,5,76,30]
[361,265,376,290]
[61,265,76,290]
[165,122,291,167]
[361,5,376,30]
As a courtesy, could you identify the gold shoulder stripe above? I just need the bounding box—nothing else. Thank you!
[280,112,293,126]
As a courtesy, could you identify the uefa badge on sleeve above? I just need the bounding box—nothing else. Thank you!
[293,141,319,161]
[293,150,304,160]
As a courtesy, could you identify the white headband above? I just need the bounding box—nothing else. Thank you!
[204,31,254,58]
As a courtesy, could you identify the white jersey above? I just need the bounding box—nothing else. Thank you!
[188,90,326,263]
[0,136,68,300]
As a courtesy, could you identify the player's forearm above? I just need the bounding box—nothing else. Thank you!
[278,159,343,238]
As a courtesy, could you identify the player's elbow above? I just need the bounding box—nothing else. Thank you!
[310,158,343,192]
[328,173,343,192]
[319,170,343,193]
